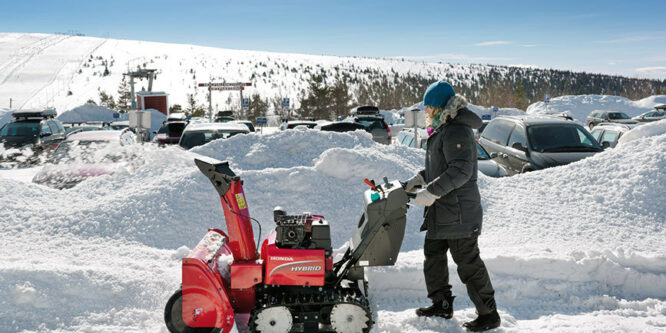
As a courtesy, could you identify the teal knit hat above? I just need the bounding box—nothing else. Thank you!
[423,81,456,108]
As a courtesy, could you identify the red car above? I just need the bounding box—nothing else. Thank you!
[32,130,138,189]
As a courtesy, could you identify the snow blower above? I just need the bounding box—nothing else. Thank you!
[164,157,412,333]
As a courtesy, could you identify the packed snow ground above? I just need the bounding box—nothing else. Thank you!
[1,121,664,332]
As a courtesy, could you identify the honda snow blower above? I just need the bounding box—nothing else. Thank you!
[164,158,412,333]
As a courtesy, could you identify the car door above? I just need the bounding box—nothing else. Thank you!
[505,124,529,173]
[479,119,515,174]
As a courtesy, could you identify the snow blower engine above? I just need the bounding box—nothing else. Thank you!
[164,157,412,333]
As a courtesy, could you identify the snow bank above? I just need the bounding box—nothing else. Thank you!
[57,104,166,136]
[1,127,664,332]
[527,94,666,122]
[618,119,666,145]
[402,101,524,119]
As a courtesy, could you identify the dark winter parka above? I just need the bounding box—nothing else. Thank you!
[419,95,483,239]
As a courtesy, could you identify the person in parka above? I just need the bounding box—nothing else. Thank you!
[404,81,501,331]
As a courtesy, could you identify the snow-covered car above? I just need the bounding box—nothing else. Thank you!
[32,129,137,189]
[0,109,66,164]
[589,123,637,149]
[633,108,665,123]
[178,122,249,150]
[396,128,508,178]
[480,116,602,175]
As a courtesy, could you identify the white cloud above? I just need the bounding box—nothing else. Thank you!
[474,41,513,47]
[636,66,666,73]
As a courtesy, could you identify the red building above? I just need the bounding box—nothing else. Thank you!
[136,91,169,115]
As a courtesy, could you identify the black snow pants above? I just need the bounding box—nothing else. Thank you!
[424,236,497,315]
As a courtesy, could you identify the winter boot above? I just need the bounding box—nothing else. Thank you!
[415,296,455,319]
[462,309,501,331]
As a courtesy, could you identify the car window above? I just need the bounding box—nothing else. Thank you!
[47,121,59,134]
[180,130,244,149]
[608,112,630,120]
[420,140,427,149]
[481,119,514,146]
[527,125,601,152]
[399,133,411,145]
[476,143,490,160]
[601,130,619,144]
[41,122,52,135]
[405,135,414,147]
[507,126,527,149]
[0,122,40,137]
[590,129,603,142]
[356,118,386,132]
[55,121,66,133]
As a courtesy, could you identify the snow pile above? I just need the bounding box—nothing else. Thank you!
[1,127,665,332]
[402,101,524,119]
[618,119,666,145]
[527,94,666,122]
[57,104,166,134]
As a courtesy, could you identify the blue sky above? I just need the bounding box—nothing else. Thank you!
[2,0,665,79]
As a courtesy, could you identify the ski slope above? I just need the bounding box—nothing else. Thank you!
[1,119,665,332]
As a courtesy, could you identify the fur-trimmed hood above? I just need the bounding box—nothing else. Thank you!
[430,95,481,130]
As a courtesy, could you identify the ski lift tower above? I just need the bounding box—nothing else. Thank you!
[124,68,157,110]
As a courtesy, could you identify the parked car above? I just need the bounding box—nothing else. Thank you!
[178,122,250,150]
[589,123,636,149]
[109,120,131,130]
[32,129,137,189]
[346,106,391,144]
[480,116,602,175]
[214,111,235,123]
[585,110,638,129]
[279,120,317,130]
[153,114,189,146]
[64,121,109,136]
[315,121,366,132]
[396,128,508,178]
[633,108,666,123]
[389,118,406,134]
[231,120,256,132]
[0,109,65,164]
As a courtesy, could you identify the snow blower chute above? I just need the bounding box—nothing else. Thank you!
[164,157,413,333]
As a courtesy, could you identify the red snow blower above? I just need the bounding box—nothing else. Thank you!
[164,157,412,333]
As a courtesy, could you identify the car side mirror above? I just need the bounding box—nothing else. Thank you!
[601,141,611,149]
[511,142,527,152]
[489,152,498,159]
[152,131,157,135]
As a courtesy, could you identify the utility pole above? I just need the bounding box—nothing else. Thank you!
[9,98,12,109]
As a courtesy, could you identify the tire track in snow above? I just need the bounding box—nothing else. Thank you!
[0,34,69,87]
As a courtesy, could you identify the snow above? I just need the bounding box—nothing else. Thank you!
[57,104,166,135]
[1,117,664,332]
[527,95,666,123]
[618,119,666,145]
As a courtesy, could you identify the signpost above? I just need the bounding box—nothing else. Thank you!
[256,116,267,133]
[197,81,252,121]
[282,98,290,120]
[492,106,499,118]
[242,98,249,110]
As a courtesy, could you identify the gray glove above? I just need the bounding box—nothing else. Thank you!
[414,189,439,206]
[404,173,425,192]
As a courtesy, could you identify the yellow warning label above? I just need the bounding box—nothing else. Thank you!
[235,193,247,210]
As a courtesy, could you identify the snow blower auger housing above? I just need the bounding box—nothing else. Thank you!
[164,157,411,333]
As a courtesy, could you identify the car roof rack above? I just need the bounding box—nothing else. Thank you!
[350,105,380,115]
[654,104,666,110]
[12,109,57,119]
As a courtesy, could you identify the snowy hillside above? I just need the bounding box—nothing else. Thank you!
[1,123,664,332]
[0,32,500,113]
[527,94,666,122]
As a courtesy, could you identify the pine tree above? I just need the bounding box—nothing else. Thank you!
[298,75,332,120]
[99,91,116,109]
[116,76,132,113]
[330,76,352,119]
[247,93,269,124]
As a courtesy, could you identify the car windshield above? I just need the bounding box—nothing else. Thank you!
[0,122,40,137]
[476,143,490,160]
[608,112,630,120]
[287,123,315,129]
[51,140,126,164]
[179,130,243,149]
[527,125,602,152]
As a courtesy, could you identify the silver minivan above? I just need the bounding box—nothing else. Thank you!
[479,116,602,175]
